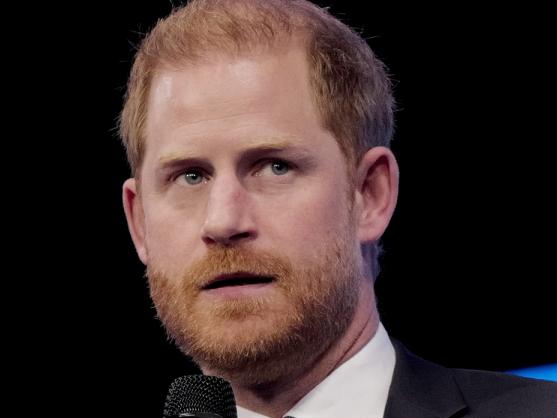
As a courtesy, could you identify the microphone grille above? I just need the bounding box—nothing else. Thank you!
[164,375,237,418]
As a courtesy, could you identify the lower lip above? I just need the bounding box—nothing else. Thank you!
[202,282,274,298]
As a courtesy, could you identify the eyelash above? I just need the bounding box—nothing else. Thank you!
[257,159,293,176]
[172,159,295,185]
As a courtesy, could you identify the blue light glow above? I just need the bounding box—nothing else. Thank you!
[508,364,557,382]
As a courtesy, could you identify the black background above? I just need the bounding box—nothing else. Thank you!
[25,1,555,416]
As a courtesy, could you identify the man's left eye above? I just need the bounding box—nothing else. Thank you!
[269,161,291,175]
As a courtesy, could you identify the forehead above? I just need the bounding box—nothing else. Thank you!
[139,48,348,180]
[146,48,321,142]
[148,47,314,128]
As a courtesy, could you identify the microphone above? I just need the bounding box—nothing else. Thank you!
[163,375,237,418]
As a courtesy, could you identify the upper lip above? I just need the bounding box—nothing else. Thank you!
[201,272,275,290]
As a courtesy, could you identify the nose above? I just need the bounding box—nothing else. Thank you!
[201,175,257,246]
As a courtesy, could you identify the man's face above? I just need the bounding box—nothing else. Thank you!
[126,46,366,384]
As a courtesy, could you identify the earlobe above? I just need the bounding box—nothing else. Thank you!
[355,146,399,244]
[122,178,148,265]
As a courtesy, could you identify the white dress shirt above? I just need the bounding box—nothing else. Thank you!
[237,322,396,418]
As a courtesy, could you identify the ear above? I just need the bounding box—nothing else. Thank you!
[354,146,399,243]
[122,178,148,265]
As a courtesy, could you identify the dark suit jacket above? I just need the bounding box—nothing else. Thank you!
[384,340,557,418]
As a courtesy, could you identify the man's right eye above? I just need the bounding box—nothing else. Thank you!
[181,170,205,185]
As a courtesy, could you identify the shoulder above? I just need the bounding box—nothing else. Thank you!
[386,339,557,418]
[452,367,557,417]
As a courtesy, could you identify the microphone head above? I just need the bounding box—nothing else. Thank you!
[163,375,237,418]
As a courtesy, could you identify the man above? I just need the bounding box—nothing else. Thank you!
[119,1,556,417]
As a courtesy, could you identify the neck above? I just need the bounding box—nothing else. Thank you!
[229,280,379,418]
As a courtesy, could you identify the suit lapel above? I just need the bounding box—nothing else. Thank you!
[384,340,468,418]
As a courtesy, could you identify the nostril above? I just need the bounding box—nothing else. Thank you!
[202,231,254,246]
[230,232,251,241]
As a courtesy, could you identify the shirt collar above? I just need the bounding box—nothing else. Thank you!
[237,322,396,418]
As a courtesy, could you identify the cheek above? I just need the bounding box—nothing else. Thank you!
[143,208,201,275]
[145,191,205,240]
[261,185,352,248]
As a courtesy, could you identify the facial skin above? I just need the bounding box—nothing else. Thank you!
[123,43,398,404]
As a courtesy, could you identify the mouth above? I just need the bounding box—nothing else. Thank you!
[202,272,275,290]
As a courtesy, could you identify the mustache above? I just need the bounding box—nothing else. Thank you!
[178,246,294,290]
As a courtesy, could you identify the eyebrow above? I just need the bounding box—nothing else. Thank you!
[157,138,314,169]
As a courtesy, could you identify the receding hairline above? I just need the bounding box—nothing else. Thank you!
[139,36,331,169]
[145,30,311,80]
[122,0,394,181]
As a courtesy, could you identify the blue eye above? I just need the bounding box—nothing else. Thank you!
[270,161,290,175]
[182,170,204,185]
